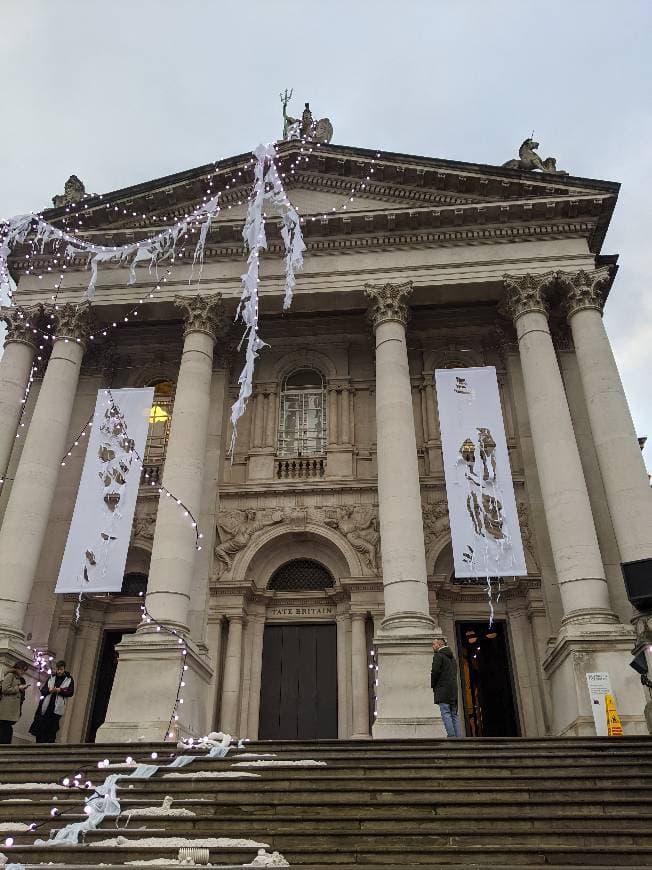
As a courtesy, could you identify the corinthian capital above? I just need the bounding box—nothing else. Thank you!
[364,281,413,331]
[1,304,43,349]
[174,293,228,342]
[502,273,555,323]
[51,301,94,346]
[557,269,610,320]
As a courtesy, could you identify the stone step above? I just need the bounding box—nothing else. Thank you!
[56,819,651,839]
[7,842,652,866]
[4,798,651,822]
[5,756,652,774]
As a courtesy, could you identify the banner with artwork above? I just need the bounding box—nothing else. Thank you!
[434,366,527,579]
[55,388,154,594]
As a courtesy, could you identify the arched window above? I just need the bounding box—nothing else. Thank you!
[143,380,175,478]
[268,559,334,591]
[278,369,326,457]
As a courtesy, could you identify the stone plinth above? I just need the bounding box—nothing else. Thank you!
[95,632,213,742]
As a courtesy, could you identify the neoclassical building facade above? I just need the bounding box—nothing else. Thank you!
[1,141,650,742]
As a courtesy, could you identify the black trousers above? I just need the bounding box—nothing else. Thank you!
[0,720,14,744]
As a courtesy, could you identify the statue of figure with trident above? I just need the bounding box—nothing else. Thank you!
[280,88,300,140]
[280,89,334,143]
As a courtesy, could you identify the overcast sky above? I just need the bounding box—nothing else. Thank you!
[1,0,650,463]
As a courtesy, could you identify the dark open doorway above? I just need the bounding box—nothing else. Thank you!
[258,623,337,740]
[456,620,520,737]
[86,629,134,742]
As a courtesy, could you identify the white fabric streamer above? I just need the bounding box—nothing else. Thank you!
[1,195,221,302]
[34,733,233,846]
[2,143,305,455]
[229,143,305,452]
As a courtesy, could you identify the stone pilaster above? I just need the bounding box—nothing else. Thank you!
[364,281,443,738]
[503,273,646,735]
[0,303,92,663]
[97,293,227,742]
[558,269,652,566]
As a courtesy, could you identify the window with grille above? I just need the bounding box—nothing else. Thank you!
[268,559,334,591]
[277,369,326,457]
[143,380,175,471]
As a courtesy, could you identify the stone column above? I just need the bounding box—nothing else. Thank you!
[252,391,265,449]
[336,611,350,737]
[0,302,92,657]
[145,294,227,631]
[364,281,442,738]
[559,269,652,565]
[97,294,226,742]
[220,615,245,734]
[503,273,612,623]
[0,305,42,482]
[503,274,646,735]
[339,386,351,445]
[264,387,278,448]
[350,613,370,738]
[328,386,339,445]
[246,613,266,738]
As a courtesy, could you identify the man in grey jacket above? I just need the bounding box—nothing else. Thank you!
[0,661,29,744]
[431,639,462,738]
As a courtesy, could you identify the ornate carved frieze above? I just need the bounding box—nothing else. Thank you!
[422,496,450,550]
[0,304,44,348]
[502,273,555,323]
[174,292,228,342]
[131,507,157,546]
[364,281,413,331]
[213,503,381,580]
[557,268,610,320]
[50,301,94,346]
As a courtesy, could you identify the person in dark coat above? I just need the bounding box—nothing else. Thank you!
[0,661,29,744]
[431,639,462,738]
[29,660,75,743]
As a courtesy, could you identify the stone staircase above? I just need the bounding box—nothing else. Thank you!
[1,737,651,868]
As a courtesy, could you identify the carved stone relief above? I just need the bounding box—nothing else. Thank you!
[213,503,381,579]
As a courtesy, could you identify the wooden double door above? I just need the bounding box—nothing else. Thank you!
[258,623,338,740]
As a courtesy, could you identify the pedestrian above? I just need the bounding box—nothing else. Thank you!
[29,660,75,744]
[0,661,29,744]
[431,638,463,738]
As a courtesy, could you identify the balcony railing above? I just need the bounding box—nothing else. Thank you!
[276,457,326,480]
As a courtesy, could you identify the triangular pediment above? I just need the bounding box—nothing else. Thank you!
[39,142,619,255]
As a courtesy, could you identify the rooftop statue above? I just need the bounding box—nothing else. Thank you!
[280,89,333,144]
[52,174,86,208]
[502,138,567,174]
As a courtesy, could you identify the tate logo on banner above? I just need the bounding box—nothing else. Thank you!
[435,367,527,579]
[55,388,154,594]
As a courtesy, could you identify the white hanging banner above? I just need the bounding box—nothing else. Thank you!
[435,366,527,579]
[55,388,154,594]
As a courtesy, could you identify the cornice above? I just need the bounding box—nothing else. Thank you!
[40,141,618,229]
[10,217,601,277]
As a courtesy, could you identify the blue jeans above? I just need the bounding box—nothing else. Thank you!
[439,702,462,738]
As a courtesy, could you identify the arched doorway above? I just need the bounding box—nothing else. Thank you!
[258,559,338,740]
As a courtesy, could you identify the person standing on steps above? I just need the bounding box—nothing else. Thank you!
[29,660,75,743]
[431,638,463,738]
[0,661,29,744]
